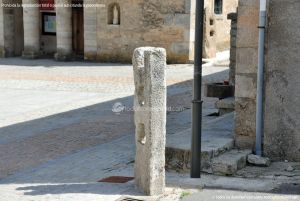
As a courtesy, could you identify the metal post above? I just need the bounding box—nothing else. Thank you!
[191,0,204,178]
[256,0,267,156]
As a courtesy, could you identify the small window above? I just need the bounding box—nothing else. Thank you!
[108,3,120,25]
[214,0,223,15]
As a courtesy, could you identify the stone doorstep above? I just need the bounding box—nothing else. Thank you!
[211,149,252,176]
[215,97,235,109]
[166,112,236,174]
[165,139,234,173]
[215,97,235,116]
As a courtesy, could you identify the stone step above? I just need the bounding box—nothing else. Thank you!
[215,97,235,115]
[166,112,235,172]
[211,149,252,176]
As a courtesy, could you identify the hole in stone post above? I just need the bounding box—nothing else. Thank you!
[137,86,145,106]
[210,30,215,37]
[210,19,214,25]
[137,123,146,145]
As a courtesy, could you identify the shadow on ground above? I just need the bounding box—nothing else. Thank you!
[0,66,231,198]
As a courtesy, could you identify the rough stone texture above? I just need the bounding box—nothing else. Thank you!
[211,149,251,175]
[202,7,216,58]
[94,0,195,63]
[234,0,259,150]
[0,0,238,62]
[247,154,271,167]
[227,12,237,86]
[22,0,40,59]
[0,0,23,57]
[133,47,167,195]
[166,112,235,173]
[0,0,4,57]
[204,0,238,51]
[84,0,98,60]
[263,0,300,161]
[234,0,300,161]
[215,97,235,115]
[55,0,73,61]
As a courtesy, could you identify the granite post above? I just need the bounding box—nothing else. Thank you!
[133,47,167,196]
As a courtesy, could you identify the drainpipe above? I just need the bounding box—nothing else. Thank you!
[256,0,267,156]
[191,0,204,178]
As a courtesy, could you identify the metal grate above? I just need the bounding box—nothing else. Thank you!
[98,176,134,183]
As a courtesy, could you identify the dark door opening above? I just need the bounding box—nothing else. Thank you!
[72,2,84,56]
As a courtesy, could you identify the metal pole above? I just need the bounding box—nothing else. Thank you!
[191,0,204,178]
[256,0,267,156]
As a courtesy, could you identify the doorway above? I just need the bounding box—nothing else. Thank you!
[72,1,84,56]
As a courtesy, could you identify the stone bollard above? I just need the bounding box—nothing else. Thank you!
[133,47,167,196]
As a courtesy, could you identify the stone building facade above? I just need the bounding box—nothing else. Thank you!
[235,0,300,161]
[0,0,237,63]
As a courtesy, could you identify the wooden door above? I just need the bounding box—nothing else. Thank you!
[72,7,84,55]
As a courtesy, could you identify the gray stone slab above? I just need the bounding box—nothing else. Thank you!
[211,149,252,175]
[166,113,235,172]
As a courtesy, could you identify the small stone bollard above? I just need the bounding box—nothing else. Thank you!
[133,47,167,196]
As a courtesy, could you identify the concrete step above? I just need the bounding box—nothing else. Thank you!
[166,112,235,172]
[211,149,252,176]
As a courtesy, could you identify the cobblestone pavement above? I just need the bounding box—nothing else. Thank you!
[0,57,229,200]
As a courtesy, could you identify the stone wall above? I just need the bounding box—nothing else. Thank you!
[92,0,195,63]
[228,12,237,86]
[234,0,259,150]
[0,0,23,57]
[84,0,98,60]
[204,0,238,51]
[0,0,5,57]
[264,0,300,161]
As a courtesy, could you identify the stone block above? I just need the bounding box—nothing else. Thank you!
[0,46,5,57]
[212,149,251,175]
[263,0,300,162]
[133,47,167,196]
[238,0,259,7]
[236,1,259,48]
[164,14,174,25]
[216,97,235,110]
[247,154,271,167]
[236,47,258,74]
[56,0,72,56]
[174,14,190,29]
[54,52,73,61]
[235,135,255,150]
[234,97,256,150]
[235,74,257,99]
[23,0,40,55]
[171,42,190,55]
[22,50,39,59]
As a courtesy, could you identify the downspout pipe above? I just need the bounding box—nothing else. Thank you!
[256,0,267,156]
[191,0,204,178]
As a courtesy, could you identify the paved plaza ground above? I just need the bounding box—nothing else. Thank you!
[0,56,298,201]
[0,57,229,200]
